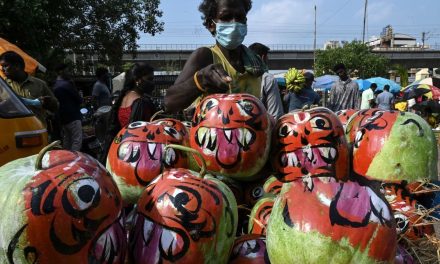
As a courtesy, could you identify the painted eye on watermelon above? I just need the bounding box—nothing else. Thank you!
[309,115,332,131]
[65,178,100,211]
[237,99,259,117]
[128,121,147,129]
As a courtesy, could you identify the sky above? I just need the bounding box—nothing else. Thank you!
[138,0,440,49]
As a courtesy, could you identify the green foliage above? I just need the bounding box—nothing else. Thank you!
[315,41,389,78]
[0,0,163,72]
[393,64,409,87]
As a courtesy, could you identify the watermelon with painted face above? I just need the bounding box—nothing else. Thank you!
[266,178,397,263]
[0,144,125,263]
[107,119,190,204]
[271,107,349,182]
[190,93,271,180]
[129,145,237,264]
[346,109,437,182]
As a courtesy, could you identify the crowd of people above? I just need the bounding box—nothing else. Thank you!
[1,0,437,165]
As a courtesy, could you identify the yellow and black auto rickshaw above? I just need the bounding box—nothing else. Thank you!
[0,77,47,166]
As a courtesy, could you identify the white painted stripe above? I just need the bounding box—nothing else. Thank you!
[14,129,47,137]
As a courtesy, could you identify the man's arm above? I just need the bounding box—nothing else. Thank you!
[352,82,361,109]
[327,84,337,111]
[262,73,284,119]
[164,47,231,113]
[41,81,59,112]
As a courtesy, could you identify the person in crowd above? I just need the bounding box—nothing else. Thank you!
[53,63,83,151]
[248,42,284,119]
[92,67,111,108]
[0,51,58,126]
[376,84,395,110]
[101,62,156,163]
[328,63,360,111]
[360,83,377,109]
[285,71,321,112]
[164,0,269,113]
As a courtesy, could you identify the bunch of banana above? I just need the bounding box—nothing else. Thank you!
[284,68,305,93]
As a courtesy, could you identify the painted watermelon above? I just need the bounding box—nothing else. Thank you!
[346,109,437,182]
[0,144,125,263]
[107,119,189,204]
[266,177,397,263]
[190,93,271,180]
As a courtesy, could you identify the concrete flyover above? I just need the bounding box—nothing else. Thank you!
[122,44,440,71]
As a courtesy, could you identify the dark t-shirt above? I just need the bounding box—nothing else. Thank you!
[92,81,111,107]
[287,87,321,112]
[53,79,82,125]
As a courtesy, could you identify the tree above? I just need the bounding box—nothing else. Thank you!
[0,0,163,72]
[315,41,389,78]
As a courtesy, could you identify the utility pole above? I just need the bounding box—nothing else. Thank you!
[362,0,368,43]
[313,5,317,69]
[422,32,429,48]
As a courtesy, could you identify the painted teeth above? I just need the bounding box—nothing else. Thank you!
[161,229,177,252]
[224,129,232,142]
[287,152,299,167]
[148,143,156,157]
[303,146,313,161]
[196,127,209,146]
[319,147,336,160]
[238,128,253,147]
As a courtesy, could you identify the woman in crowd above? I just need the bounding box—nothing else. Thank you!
[101,62,156,163]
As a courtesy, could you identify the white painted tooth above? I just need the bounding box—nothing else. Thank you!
[288,152,298,167]
[245,129,252,146]
[165,148,175,164]
[320,147,331,159]
[303,146,312,160]
[210,128,217,144]
[355,131,363,144]
[148,143,156,156]
[160,229,177,252]
[197,127,208,145]
[224,129,232,142]
[287,153,294,167]
[238,128,244,145]
[330,148,337,159]
[133,144,140,157]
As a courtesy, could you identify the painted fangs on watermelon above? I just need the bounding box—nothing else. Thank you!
[279,146,338,171]
[195,126,256,168]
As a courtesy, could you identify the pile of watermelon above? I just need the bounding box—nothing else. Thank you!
[0,93,439,264]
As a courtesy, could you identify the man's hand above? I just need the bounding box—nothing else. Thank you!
[39,96,52,109]
[197,64,232,93]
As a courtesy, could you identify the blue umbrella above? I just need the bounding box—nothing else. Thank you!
[365,77,401,93]
[312,75,339,91]
[356,79,373,91]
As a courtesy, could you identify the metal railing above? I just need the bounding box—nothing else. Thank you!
[136,43,440,51]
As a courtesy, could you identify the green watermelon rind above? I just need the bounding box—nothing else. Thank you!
[266,184,381,264]
[201,175,238,264]
[365,113,438,182]
[0,155,38,263]
[248,195,275,234]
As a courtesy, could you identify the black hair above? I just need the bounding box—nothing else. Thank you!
[95,67,109,78]
[199,0,252,29]
[370,83,377,89]
[113,62,154,113]
[248,42,270,57]
[384,84,390,91]
[0,51,25,70]
[54,63,68,73]
[333,63,346,73]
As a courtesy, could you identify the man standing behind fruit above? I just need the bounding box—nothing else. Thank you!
[0,51,58,126]
[328,63,360,112]
[164,0,268,113]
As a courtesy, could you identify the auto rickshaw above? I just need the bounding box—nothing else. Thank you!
[0,77,48,166]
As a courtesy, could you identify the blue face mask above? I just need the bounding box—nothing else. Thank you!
[213,21,247,50]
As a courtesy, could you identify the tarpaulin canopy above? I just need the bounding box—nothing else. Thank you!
[0,38,46,78]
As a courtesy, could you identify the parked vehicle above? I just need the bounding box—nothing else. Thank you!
[0,78,47,166]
